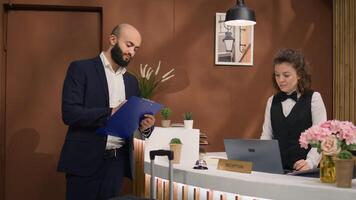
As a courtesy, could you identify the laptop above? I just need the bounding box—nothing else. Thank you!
[224,139,284,174]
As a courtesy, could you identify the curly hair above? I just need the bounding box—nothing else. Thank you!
[272,49,312,94]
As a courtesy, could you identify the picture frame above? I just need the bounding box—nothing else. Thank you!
[215,12,254,66]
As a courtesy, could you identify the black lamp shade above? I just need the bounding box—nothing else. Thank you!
[225,1,256,26]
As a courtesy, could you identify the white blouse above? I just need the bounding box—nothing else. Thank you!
[260,91,327,169]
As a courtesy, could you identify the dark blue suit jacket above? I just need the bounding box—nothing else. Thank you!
[57,56,139,178]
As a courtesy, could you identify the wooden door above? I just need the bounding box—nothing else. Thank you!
[2,5,102,200]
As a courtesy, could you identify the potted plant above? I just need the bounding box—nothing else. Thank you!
[183,112,193,129]
[134,61,175,99]
[169,138,183,164]
[160,107,172,127]
[299,120,356,187]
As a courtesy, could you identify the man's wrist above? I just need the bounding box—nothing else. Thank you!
[139,126,152,137]
[139,127,150,133]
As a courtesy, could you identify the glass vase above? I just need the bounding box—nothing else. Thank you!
[319,153,336,183]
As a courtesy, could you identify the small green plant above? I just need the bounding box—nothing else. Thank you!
[170,138,182,144]
[183,112,192,120]
[160,107,172,120]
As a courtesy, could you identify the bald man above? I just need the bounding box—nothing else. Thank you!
[58,24,155,200]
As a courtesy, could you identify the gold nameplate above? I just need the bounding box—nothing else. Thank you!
[217,159,252,173]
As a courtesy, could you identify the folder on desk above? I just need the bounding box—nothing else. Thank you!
[97,96,163,139]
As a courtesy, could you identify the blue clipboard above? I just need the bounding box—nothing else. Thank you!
[97,96,163,139]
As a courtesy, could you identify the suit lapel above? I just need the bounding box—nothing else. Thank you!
[93,57,109,106]
[123,73,131,98]
[123,73,139,99]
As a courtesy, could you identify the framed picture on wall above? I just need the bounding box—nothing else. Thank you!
[215,12,254,66]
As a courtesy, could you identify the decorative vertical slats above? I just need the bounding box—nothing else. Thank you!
[144,174,150,198]
[133,139,145,197]
[207,190,213,200]
[173,182,178,200]
[182,185,189,200]
[351,0,354,120]
[144,175,245,200]
[157,178,163,200]
[193,187,200,200]
[164,181,169,200]
[220,193,226,200]
[333,0,356,123]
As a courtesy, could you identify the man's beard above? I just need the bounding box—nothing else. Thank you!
[111,43,130,67]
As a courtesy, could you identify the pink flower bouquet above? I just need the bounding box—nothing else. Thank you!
[299,120,356,159]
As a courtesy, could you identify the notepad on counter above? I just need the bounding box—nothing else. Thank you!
[97,96,163,139]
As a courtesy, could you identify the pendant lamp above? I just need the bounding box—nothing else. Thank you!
[225,0,256,26]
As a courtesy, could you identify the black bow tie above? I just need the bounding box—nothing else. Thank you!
[280,91,298,102]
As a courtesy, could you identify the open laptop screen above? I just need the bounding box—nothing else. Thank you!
[224,139,284,174]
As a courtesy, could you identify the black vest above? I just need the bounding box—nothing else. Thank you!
[271,90,313,170]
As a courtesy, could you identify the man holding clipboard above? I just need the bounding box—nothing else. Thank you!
[58,24,156,200]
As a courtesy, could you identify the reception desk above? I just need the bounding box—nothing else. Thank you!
[142,128,356,200]
[143,153,356,200]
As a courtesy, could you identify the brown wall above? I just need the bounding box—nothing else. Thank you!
[140,0,333,151]
[0,0,332,199]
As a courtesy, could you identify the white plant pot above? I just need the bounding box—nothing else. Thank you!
[184,120,193,129]
[161,120,171,127]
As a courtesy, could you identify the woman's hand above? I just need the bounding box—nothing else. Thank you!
[293,159,310,171]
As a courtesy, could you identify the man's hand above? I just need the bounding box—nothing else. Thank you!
[111,100,127,116]
[139,114,155,132]
[293,159,310,171]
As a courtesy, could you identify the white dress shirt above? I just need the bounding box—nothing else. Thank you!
[100,52,127,149]
[260,91,327,169]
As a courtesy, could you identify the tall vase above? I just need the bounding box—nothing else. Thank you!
[335,158,355,188]
[319,153,336,183]
[183,120,193,129]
